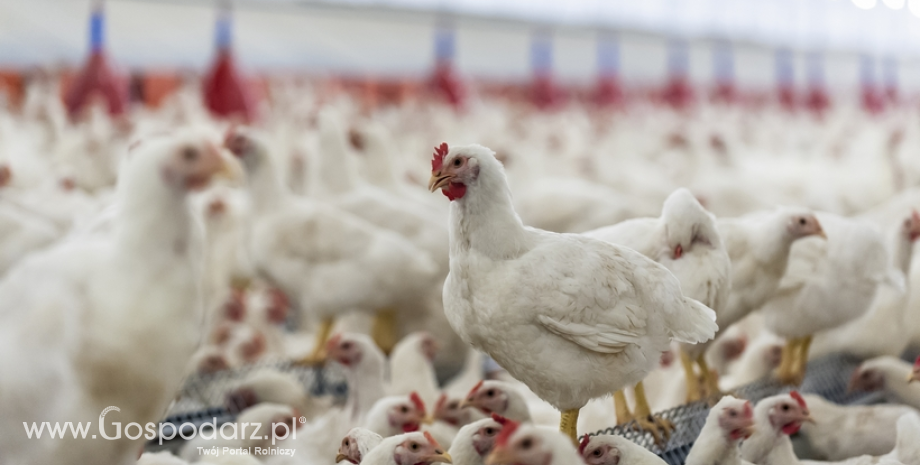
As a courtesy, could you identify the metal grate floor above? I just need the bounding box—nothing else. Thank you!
[584,353,894,465]
[147,352,909,463]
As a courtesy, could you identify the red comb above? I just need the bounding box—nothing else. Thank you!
[431,143,449,172]
[790,391,807,410]
[326,333,343,352]
[743,401,753,418]
[494,418,520,447]
[409,392,427,416]
[913,355,920,369]
[423,431,443,450]
[578,435,591,455]
[466,380,484,400]
[490,413,511,425]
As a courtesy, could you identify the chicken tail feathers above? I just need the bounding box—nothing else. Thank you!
[667,297,719,345]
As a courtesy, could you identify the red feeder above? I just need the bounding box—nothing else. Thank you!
[202,4,256,123]
[64,3,128,120]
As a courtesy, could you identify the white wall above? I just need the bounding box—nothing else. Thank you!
[0,0,918,95]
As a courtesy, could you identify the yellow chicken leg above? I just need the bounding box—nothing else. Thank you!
[294,317,334,366]
[613,390,633,425]
[559,408,580,446]
[775,338,799,385]
[696,355,722,400]
[631,381,674,448]
[680,350,702,403]
[371,308,399,355]
[792,335,813,385]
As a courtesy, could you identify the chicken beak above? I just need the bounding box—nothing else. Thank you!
[741,425,756,439]
[334,453,349,463]
[802,413,816,425]
[215,149,245,184]
[423,415,436,425]
[458,398,473,410]
[428,173,452,192]
[485,447,516,465]
[816,228,828,240]
[426,452,452,464]
[906,371,919,384]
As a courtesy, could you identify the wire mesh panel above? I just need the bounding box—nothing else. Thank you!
[584,353,883,465]
[149,360,347,449]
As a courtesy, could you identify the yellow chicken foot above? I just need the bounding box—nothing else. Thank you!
[293,317,334,366]
[631,381,674,448]
[559,408,580,446]
[613,390,633,425]
[371,308,399,355]
[680,350,703,403]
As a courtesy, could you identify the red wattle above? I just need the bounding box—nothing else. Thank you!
[781,422,801,435]
[442,182,467,201]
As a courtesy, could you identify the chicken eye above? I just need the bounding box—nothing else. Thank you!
[484,427,495,435]
[344,439,350,446]
[782,404,790,411]
[798,217,806,226]
[411,443,419,451]
[592,449,602,457]
[453,158,462,167]
[486,390,495,397]
[520,438,532,450]
[729,410,737,417]
[401,406,409,413]
[342,342,352,350]
[183,147,199,162]
[448,401,459,409]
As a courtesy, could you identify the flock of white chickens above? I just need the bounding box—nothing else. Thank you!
[1,73,920,465]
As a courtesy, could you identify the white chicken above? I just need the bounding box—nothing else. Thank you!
[460,380,532,423]
[809,210,920,360]
[483,421,582,465]
[430,142,717,442]
[585,187,731,405]
[360,431,452,465]
[0,129,237,465]
[760,212,894,385]
[447,415,510,465]
[684,396,755,465]
[797,393,919,461]
[579,433,669,465]
[223,127,437,363]
[740,392,815,465]
[336,427,383,464]
[715,207,825,382]
[848,356,920,409]
[388,332,440,408]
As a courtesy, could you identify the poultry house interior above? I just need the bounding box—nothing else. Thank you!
[2,0,920,464]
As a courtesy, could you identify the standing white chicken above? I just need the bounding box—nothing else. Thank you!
[585,187,731,405]
[429,143,717,443]
[760,213,893,385]
[715,207,825,352]
[0,129,237,465]
[224,127,437,363]
[809,210,920,360]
